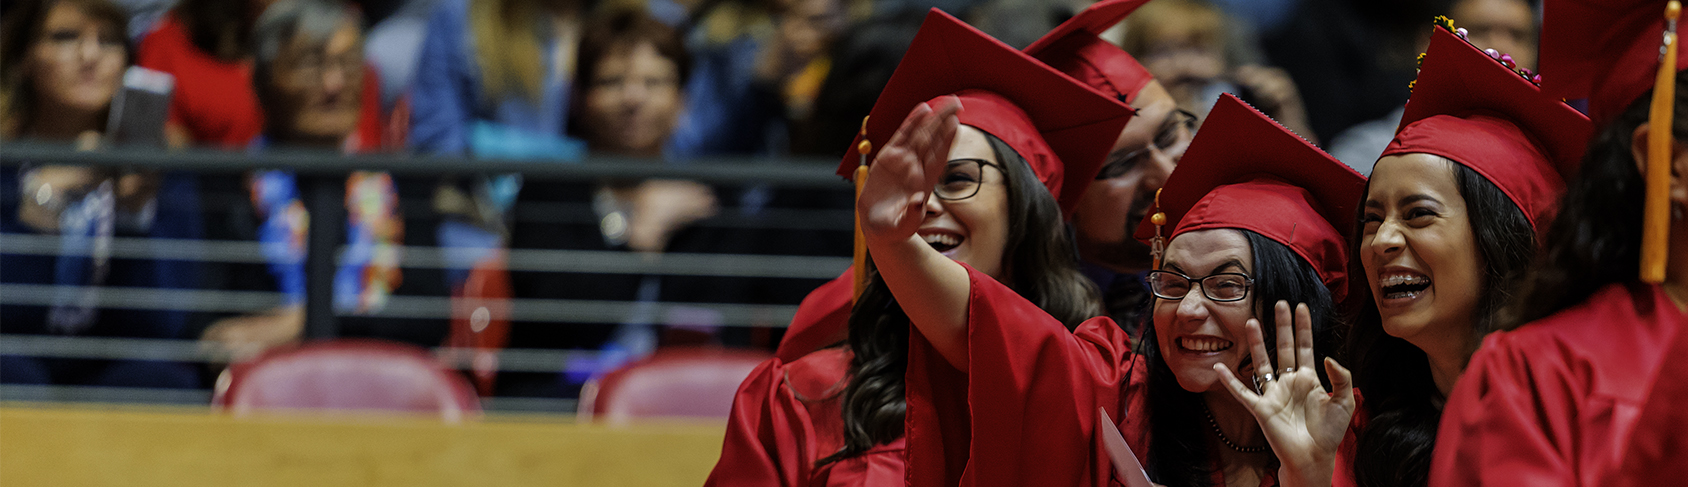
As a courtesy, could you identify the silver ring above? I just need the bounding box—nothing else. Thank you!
[1258,372,1275,383]
[1281,367,1297,375]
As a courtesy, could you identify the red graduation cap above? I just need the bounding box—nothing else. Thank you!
[1134,94,1366,302]
[1024,0,1155,104]
[1540,0,1688,123]
[1381,25,1594,231]
[837,9,1135,214]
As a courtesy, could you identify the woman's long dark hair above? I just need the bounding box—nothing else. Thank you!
[1345,159,1535,487]
[1138,231,1337,487]
[1501,77,1688,328]
[816,131,1102,466]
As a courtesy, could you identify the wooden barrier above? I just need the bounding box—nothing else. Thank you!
[0,405,726,487]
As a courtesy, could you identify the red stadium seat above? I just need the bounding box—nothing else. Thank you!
[212,339,480,421]
[579,347,770,424]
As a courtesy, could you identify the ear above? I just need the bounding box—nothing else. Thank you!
[1631,123,1688,207]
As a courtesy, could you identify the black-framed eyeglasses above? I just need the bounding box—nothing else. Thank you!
[1147,270,1253,302]
[1095,108,1198,180]
[934,158,1002,201]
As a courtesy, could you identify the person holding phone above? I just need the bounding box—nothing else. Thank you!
[0,0,202,390]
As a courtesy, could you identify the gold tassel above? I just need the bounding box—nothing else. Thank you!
[1642,1,1680,284]
[853,117,871,302]
[1150,189,1167,270]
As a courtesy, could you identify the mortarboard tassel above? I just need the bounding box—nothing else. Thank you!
[1150,188,1166,269]
[853,117,871,303]
[1642,1,1680,284]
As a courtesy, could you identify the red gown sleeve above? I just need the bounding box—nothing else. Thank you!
[905,263,1135,487]
[705,357,811,487]
[1429,331,1577,487]
[774,268,855,363]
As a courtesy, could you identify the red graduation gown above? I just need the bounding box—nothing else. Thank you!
[706,347,906,487]
[1603,306,1688,487]
[775,268,855,363]
[1430,283,1688,487]
[906,265,1360,487]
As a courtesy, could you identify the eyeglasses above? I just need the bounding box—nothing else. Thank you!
[1095,108,1198,180]
[934,158,1002,201]
[1147,270,1253,302]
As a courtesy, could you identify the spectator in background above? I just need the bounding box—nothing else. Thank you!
[1120,0,1316,142]
[502,9,723,399]
[1450,0,1536,71]
[135,0,384,148]
[0,0,202,389]
[664,0,785,156]
[1326,0,1537,174]
[408,0,587,156]
[758,0,846,126]
[1261,0,1450,143]
[198,0,406,359]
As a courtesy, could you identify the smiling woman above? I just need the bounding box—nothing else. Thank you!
[704,10,1131,486]
[1343,24,1592,487]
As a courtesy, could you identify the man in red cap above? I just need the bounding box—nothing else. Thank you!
[1430,1,1688,485]
[1028,0,1195,334]
[1345,23,1591,487]
[705,9,1133,486]
[771,0,1185,363]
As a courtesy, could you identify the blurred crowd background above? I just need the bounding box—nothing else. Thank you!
[0,0,1540,410]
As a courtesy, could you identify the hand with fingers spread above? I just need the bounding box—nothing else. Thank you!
[857,96,962,248]
[1212,301,1356,487]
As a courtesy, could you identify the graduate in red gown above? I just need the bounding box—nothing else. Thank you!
[1345,22,1590,487]
[1429,1,1688,485]
[772,0,1173,363]
[704,10,1134,486]
[890,93,1366,487]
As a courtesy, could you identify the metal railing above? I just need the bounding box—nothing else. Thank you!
[0,144,855,412]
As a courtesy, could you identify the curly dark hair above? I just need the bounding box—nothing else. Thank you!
[817,129,1102,466]
[1344,158,1535,487]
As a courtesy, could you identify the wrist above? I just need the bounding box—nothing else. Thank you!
[1277,455,1336,487]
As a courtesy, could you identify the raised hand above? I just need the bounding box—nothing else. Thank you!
[857,96,961,248]
[1213,301,1356,487]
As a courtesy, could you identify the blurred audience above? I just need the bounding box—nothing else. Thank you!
[1260,0,1449,142]
[1,0,203,389]
[505,9,727,398]
[1120,0,1315,141]
[409,0,586,156]
[573,8,716,253]
[1326,0,1537,173]
[135,0,384,148]
[199,0,405,360]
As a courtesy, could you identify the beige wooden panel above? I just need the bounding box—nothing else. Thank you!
[0,405,726,487]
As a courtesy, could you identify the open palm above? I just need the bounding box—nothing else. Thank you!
[856,96,961,247]
[1213,301,1355,487]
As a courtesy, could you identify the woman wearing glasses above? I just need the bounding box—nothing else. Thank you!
[1345,26,1590,487]
[704,11,1134,486]
[898,94,1370,487]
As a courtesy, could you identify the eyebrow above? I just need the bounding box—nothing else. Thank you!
[1365,193,1441,209]
[1163,258,1247,276]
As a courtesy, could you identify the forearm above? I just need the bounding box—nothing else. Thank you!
[1279,456,1336,487]
[869,234,971,371]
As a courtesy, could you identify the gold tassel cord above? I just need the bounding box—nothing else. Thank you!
[1642,1,1681,284]
[853,117,871,303]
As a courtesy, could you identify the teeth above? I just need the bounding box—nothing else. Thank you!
[1179,337,1233,352]
[922,233,960,247]
[1379,273,1429,287]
